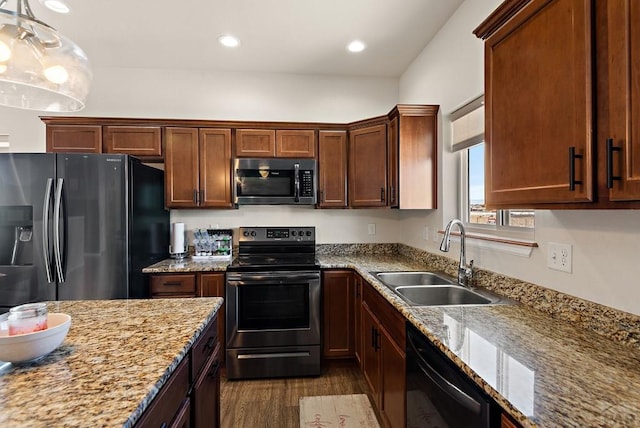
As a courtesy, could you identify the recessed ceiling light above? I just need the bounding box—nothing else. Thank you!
[39,0,71,14]
[347,40,366,53]
[218,35,240,48]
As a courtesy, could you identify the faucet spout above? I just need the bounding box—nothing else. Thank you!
[439,219,474,288]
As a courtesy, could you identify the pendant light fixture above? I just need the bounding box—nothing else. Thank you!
[0,0,91,111]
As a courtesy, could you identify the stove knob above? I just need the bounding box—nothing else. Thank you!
[250,231,257,237]
[292,230,297,236]
[298,230,304,237]
[243,230,250,237]
[306,231,312,237]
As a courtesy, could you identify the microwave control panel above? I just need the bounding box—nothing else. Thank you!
[300,170,314,197]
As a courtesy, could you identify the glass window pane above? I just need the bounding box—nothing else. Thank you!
[468,143,496,225]
[504,209,535,228]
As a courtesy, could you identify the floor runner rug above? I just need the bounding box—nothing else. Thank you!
[299,393,380,427]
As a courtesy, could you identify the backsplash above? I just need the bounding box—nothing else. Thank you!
[318,243,640,349]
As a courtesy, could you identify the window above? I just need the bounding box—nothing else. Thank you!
[450,96,534,237]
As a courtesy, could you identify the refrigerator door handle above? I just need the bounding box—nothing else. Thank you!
[42,178,54,283]
[53,178,65,283]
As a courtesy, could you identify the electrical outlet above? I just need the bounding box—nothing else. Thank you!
[547,242,572,273]
[423,226,429,241]
[367,223,376,235]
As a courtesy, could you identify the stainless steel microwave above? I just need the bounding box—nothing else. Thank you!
[233,158,317,205]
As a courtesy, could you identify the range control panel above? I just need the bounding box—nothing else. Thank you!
[239,226,315,243]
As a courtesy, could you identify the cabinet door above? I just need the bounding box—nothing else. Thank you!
[353,273,363,366]
[607,0,640,200]
[235,129,276,157]
[192,343,221,428]
[380,325,406,428]
[318,130,348,208]
[199,129,233,208]
[349,124,388,207]
[103,126,162,159]
[387,116,399,208]
[198,273,226,362]
[275,129,316,158]
[46,125,102,153]
[361,302,381,405]
[322,270,354,358]
[483,0,594,206]
[165,127,199,208]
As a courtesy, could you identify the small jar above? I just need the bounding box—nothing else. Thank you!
[8,303,48,336]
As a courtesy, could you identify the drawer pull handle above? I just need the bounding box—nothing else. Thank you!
[204,336,215,352]
[208,360,221,378]
[163,281,183,286]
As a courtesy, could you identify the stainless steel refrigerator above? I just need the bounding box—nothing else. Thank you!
[0,153,169,312]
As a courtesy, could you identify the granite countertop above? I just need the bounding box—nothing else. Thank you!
[0,298,223,428]
[141,253,640,427]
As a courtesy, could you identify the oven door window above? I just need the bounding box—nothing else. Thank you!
[238,283,309,330]
[236,169,294,197]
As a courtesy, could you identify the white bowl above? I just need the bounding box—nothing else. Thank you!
[0,313,71,364]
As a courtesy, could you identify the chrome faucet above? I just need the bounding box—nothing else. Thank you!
[439,219,474,288]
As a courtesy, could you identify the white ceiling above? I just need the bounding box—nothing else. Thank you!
[31,0,465,78]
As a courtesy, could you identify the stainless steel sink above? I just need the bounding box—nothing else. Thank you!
[395,285,492,306]
[374,271,456,287]
[370,271,516,307]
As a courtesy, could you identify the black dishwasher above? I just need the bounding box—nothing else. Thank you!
[406,324,496,428]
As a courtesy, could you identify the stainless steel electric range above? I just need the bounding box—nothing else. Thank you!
[225,226,320,380]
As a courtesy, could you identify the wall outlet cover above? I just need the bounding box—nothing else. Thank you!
[547,242,572,273]
[367,223,376,235]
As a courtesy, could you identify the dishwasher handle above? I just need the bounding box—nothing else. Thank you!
[408,330,482,415]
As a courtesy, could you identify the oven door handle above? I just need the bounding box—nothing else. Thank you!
[227,272,320,284]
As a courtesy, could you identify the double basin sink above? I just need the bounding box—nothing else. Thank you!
[371,271,514,307]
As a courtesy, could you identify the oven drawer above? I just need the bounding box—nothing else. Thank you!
[226,345,320,380]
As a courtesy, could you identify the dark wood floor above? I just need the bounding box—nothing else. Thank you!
[220,360,372,427]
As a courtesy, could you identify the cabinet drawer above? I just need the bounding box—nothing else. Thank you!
[104,126,162,158]
[134,356,189,427]
[191,316,218,380]
[363,282,405,349]
[192,343,222,428]
[150,274,196,296]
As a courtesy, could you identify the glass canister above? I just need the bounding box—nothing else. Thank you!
[8,303,48,335]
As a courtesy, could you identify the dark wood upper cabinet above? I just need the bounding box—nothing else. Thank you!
[349,124,388,207]
[235,129,276,157]
[104,126,162,160]
[46,125,102,153]
[388,105,439,209]
[165,127,200,208]
[199,129,233,208]
[275,129,316,158]
[606,0,640,201]
[476,0,594,207]
[318,130,348,208]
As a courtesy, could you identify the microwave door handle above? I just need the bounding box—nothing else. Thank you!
[294,163,300,202]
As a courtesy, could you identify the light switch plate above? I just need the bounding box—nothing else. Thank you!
[367,223,376,235]
[547,242,572,273]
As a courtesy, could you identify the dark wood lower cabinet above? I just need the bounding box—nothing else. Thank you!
[135,315,220,428]
[322,270,355,358]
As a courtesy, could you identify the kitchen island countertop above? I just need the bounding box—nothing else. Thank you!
[0,298,223,428]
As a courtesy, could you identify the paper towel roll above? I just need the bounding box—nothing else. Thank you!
[171,222,185,254]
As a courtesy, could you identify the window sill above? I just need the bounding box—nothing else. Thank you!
[437,230,538,257]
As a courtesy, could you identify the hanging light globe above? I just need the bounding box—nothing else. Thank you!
[0,0,91,112]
